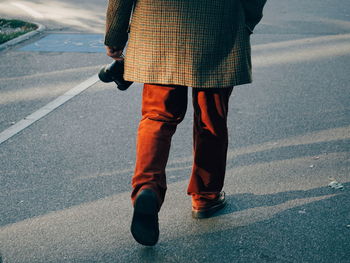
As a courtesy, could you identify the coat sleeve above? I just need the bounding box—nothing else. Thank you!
[104,0,135,49]
[240,0,267,32]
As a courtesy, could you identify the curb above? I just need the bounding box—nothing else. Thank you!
[0,21,45,51]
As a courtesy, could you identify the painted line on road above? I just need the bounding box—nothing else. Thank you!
[11,2,44,19]
[0,74,99,145]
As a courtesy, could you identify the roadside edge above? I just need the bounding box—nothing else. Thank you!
[0,21,45,51]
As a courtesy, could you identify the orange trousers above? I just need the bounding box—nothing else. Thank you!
[131,83,233,209]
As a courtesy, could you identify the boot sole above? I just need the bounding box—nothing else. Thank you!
[131,190,159,246]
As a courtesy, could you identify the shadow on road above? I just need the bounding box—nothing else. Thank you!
[215,182,349,217]
[97,184,350,263]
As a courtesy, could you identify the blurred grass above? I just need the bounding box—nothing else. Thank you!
[0,18,37,44]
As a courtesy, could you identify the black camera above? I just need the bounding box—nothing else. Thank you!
[98,60,133,91]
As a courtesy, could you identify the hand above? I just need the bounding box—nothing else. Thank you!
[105,46,124,61]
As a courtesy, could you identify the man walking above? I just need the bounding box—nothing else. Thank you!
[104,0,266,246]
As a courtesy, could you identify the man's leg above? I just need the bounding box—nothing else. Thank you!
[188,87,233,212]
[132,83,188,208]
[131,83,187,245]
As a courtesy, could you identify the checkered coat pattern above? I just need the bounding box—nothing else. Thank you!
[105,0,266,88]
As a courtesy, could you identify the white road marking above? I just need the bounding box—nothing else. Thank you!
[0,74,99,145]
[11,2,44,19]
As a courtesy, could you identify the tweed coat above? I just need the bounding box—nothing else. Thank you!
[105,0,266,88]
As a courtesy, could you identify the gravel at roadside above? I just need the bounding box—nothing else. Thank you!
[0,18,37,44]
[0,18,44,50]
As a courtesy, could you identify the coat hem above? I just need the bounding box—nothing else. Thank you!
[124,75,252,88]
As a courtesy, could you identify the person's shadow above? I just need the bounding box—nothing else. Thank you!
[98,183,349,263]
[214,182,349,217]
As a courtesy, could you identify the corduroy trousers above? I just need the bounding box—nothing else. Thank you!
[131,83,233,209]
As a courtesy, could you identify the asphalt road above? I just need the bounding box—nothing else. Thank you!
[0,0,350,262]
